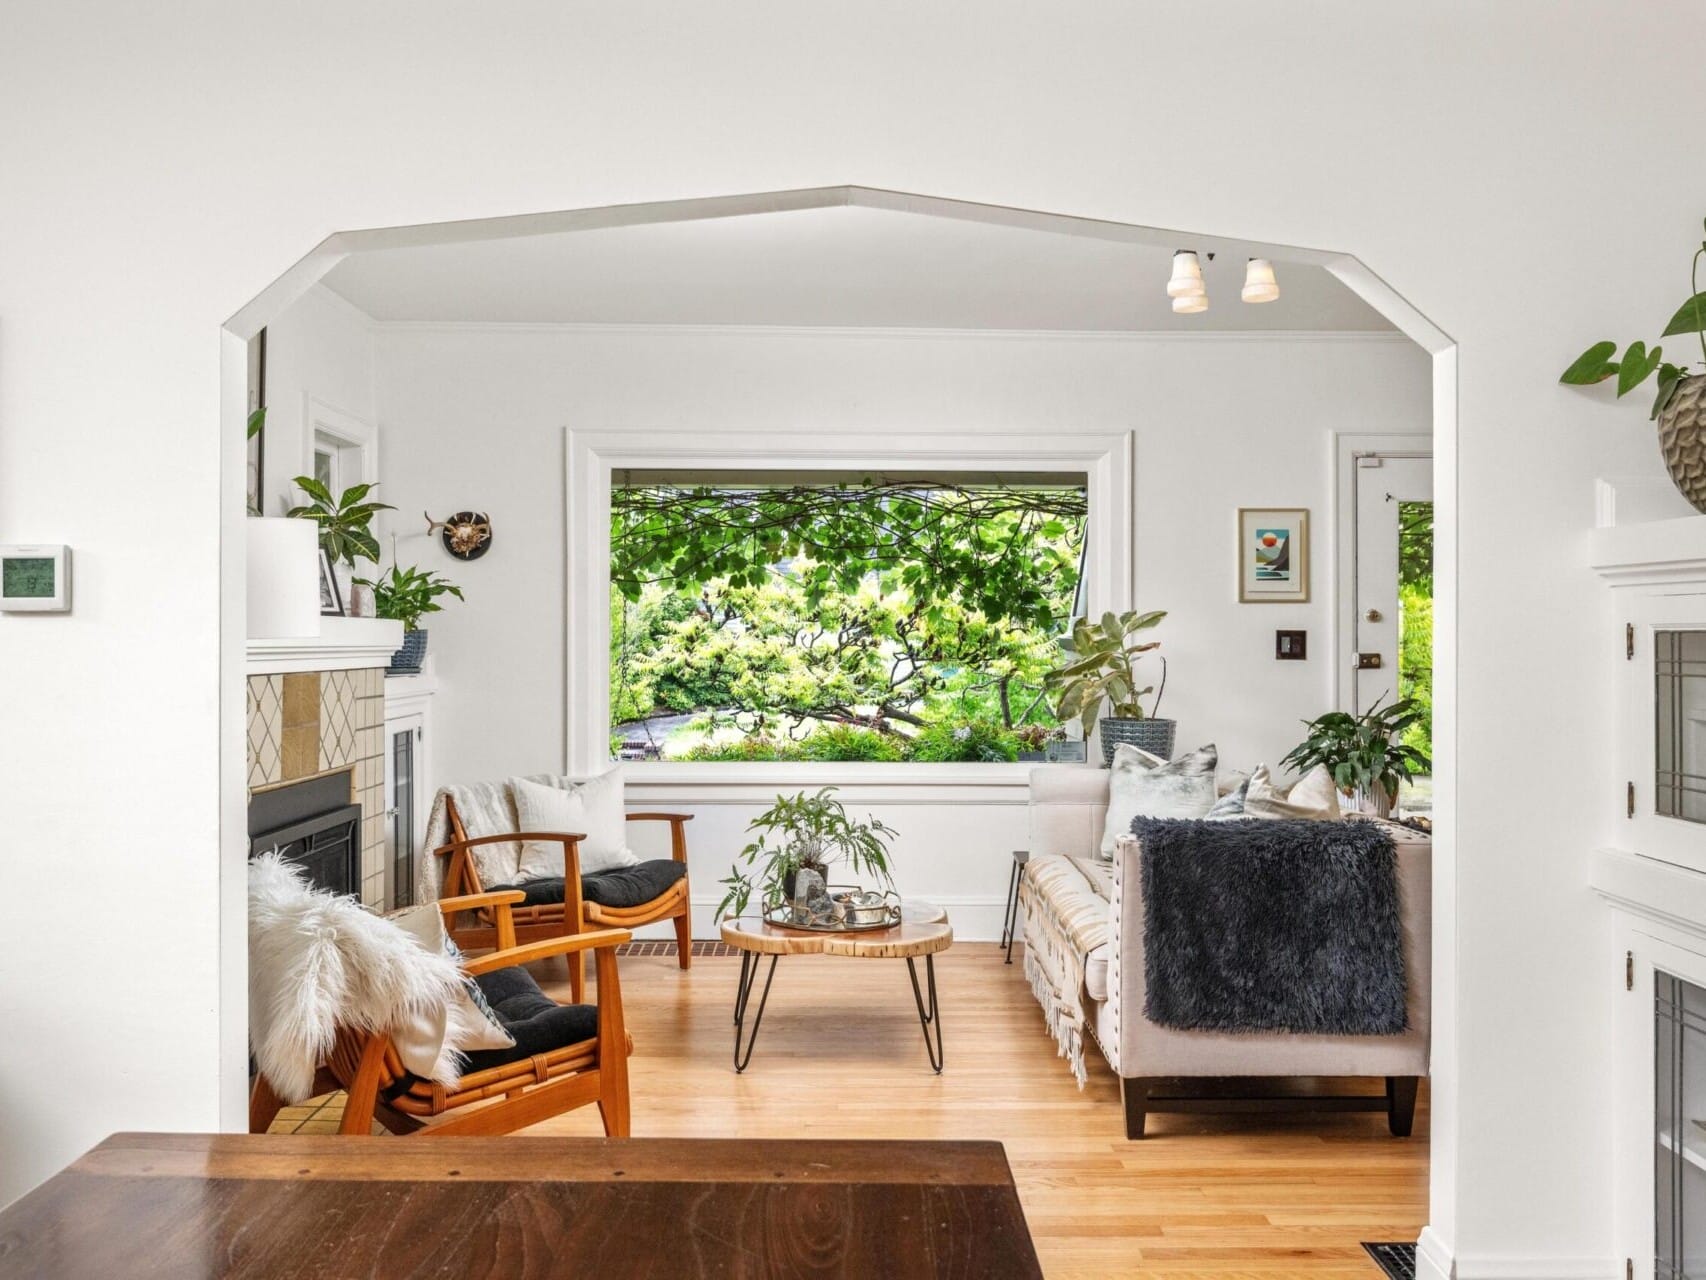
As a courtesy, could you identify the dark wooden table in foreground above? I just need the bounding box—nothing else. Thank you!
[0,1133,1042,1279]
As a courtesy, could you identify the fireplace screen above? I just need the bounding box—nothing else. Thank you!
[1656,970,1706,1278]
[1656,630,1706,824]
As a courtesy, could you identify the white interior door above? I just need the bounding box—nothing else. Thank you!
[1352,453,1432,713]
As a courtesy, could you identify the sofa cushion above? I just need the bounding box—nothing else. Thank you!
[1100,742,1218,859]
[462,965,599,1072]
[494,858,687,910]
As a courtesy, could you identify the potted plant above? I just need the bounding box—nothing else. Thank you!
[1044,609,1175,766]
[1279,695,1431,819]
[356,562,465,674]
[715,787,897,922]
[1015,723,1059,762]
[1561,217,1706,512]
[286,477,394,615]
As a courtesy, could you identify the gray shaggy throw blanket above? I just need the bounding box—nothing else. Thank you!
[1134,817,1406,1035]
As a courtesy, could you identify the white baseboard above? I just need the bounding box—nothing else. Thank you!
[1415,1227,1453,1280]
[1350,1223,1616,1280]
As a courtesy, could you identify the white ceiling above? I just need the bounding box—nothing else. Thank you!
[322,205,1394,332]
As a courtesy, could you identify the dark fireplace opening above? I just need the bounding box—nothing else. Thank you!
[250,770,360,898]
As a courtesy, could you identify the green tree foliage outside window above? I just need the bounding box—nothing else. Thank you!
[608,479,1086,761]
[1397,501,1433,760]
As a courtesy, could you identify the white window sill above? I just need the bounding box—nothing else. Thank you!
[618,760,1080,804]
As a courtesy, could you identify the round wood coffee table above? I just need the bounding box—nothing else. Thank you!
[720,902,952,1073]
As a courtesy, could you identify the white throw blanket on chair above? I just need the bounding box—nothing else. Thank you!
[248,853,495,1104]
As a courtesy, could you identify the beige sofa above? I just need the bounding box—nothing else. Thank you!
[1021,765,1430,1138]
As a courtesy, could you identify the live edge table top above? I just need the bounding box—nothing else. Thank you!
[0,1133,1041,1280]
[720,902,953,958]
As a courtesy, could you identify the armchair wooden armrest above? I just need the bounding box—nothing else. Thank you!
[437,890,527,915]
[625,811,694,863]
[459,927,633,976]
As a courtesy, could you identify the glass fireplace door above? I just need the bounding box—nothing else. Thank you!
[1657,971,1706,1278]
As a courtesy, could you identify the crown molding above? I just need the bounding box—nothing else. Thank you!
[368,318,1407,343]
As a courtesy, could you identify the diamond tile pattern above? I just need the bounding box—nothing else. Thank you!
[247,664,393,911]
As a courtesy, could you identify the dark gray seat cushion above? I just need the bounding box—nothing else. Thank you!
[461,965,598,1072]
[495,858,686,911]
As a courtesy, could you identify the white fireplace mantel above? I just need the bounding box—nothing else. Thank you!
[247,617,404,675]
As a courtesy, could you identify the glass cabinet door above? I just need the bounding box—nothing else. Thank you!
[1656,971,1706,1278]
[384,714,423,910]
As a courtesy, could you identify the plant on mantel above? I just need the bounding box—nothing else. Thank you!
[1561,216,1706,512]
[287,477,394,567]
[358,563,464,633]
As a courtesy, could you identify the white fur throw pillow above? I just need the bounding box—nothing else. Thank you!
[512,772,638,879]
[1099,742,1219,859]
[1243,763,1344,820]
[248,853,509,1104]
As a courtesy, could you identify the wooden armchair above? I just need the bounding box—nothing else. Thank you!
[249,891,633,1138]
[435,798,694,1003]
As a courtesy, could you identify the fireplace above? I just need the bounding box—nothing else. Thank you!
[249,770,361,897]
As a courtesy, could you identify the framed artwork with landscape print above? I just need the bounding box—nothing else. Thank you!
[1238,508,1310,603]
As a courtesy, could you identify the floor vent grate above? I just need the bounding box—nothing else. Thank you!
[617,940,741,959]
[1361,1242,1416,1280]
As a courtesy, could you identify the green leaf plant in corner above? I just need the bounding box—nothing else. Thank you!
[1560,215,1706,421]
[286,477,395,566]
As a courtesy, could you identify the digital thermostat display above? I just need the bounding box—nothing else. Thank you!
[0,546,70,612]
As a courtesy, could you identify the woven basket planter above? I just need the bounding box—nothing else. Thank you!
[1658,375,1706,514]
[389,628,428,675]
[1098,717,1177,767]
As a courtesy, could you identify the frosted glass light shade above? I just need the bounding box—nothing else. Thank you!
[1172,292,1209,314]
[1241,257,1280,303]
[247,516,320,638]
[1166,250,1205,298]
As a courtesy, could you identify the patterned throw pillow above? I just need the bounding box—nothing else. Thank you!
[1206,777,1249,819]
[1099,742,1219,859]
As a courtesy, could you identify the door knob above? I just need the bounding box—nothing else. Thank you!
[1364,608,1383,623]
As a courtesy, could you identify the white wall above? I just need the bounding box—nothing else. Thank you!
[374,326,1428,773]
[2,5,1701,1273]
[259,286,378,517]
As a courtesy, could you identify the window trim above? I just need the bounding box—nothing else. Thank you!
[565,428,1135,782]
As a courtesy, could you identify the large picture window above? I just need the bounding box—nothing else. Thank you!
[607,470,1088,763]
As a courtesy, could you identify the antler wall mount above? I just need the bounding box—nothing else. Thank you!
[425,510,493,561]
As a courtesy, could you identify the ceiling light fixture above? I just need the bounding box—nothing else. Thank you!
[1241,257,1280,304]
[1166,249,1206,300]
[1171,293,1209,314]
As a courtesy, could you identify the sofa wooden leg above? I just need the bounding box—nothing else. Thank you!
[1122,1078,1151,1140]
[1386,1075,1419,1138]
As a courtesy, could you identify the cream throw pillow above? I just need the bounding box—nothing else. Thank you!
[1099,742,1219,859]
[1243,763,1344,820]
[512,772,639,879]
[385,904,514,1076]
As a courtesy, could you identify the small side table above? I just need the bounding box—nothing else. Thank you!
[1000,849,1030,964]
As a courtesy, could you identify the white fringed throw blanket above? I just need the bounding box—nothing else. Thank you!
[1018,854,1111,1087]
[249,854,499,1104]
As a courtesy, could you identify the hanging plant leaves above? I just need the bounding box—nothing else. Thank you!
[1660,292,1706,337]
[1616,341,1662,397]
[1559,340,1620,385]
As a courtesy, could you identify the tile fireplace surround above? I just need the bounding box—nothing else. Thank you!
[247,668,386,905]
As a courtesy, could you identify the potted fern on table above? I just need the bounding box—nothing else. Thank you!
[357,563,464,674]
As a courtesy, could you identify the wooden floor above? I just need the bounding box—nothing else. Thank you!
[290,943,1428,1278]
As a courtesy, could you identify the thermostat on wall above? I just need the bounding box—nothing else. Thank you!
[1,545,71,612]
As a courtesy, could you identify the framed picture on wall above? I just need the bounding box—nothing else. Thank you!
[1237,507,1310,603]
[318,549,344,617]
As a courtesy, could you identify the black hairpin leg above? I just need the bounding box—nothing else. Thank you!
[1001,859,1023,963]
[906,955,944,1073]
[733,951,778,1072]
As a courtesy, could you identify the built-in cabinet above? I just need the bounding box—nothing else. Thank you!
[383,674,437,911]
[1590,514,1706,1278]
